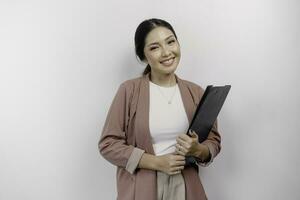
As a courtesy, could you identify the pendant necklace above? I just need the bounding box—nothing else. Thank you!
[150,74,177,104]
[156,85,177,104]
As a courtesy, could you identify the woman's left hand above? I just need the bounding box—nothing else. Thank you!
[175,129,200,157]
[175,130,210,160]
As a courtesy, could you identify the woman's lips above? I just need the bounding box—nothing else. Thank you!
[160,57,175,66]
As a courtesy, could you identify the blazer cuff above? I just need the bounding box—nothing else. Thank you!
[125,147,145,174]
[196,143,214,167]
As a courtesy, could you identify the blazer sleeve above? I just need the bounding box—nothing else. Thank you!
[98,82,144,174]
[196,120,221,167]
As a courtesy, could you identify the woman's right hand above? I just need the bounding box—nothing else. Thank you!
[156,153,186,175]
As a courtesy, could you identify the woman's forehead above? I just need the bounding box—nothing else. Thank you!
[145,27,175,45]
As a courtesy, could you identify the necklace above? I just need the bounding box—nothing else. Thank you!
[150,74,177,104]
[155,84,177,104]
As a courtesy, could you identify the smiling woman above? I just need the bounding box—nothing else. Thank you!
[135,19,181,87]
[143,26,181,87]
[98,18,221,200]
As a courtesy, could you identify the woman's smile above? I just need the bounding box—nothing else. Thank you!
[160,57,175,66]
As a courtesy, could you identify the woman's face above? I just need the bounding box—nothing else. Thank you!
[143,26,181,76]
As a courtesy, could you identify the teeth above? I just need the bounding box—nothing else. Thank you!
[161,58,174,65]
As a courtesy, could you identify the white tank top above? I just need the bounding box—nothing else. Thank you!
[149,81,189,156]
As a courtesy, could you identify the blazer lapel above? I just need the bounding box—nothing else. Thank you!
[135,73,155,154]
[175,74,196,125]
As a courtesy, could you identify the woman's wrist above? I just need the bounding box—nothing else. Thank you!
[193,143,210,162]
[138,153,161,171]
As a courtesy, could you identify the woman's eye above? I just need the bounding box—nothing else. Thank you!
[150,47,158,51]
[168,40,175,44]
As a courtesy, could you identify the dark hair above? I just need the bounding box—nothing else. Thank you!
[134,18,178,75]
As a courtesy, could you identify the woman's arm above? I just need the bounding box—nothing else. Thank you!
[138,153,186,175]
[99,83,139,171]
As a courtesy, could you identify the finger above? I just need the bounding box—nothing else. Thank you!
[174,154,186,160]
[175,148,185,156]
[176,144,188,154]
[175,143,184,150]
[178,146,188,155]
[177,134,191,141]
[174,160,186,166]
[172,156,185,164]
[173,150,183,156]
[189,130,198,138]
[176,138,189,148]
[178,154,186,160]
[183,135,193,143]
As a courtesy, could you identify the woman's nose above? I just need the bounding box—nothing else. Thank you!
[161,46,171,57]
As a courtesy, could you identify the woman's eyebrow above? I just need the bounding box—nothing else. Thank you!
[147,35,175,47]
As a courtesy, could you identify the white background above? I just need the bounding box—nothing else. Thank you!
[0,0,299,199]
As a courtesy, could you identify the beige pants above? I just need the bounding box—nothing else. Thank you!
[157,171,185,200]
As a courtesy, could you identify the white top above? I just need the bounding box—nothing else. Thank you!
[149,81,190,156]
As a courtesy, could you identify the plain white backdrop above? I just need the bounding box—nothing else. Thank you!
[0,0,299,199]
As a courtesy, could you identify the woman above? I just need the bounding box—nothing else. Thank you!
[98,18,221,200]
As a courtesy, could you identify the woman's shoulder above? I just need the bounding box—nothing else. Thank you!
[119,75,144,89]
[114,76,145,96]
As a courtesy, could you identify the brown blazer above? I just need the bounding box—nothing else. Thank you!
[98,72,221,200]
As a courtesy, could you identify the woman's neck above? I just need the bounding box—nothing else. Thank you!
[149,72,177,87]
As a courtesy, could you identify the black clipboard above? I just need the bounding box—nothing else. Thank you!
[185,85,231,166]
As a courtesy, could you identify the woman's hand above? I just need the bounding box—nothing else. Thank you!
[175,130,210,162]
[156,153,186,175]
[175,129,200,157]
